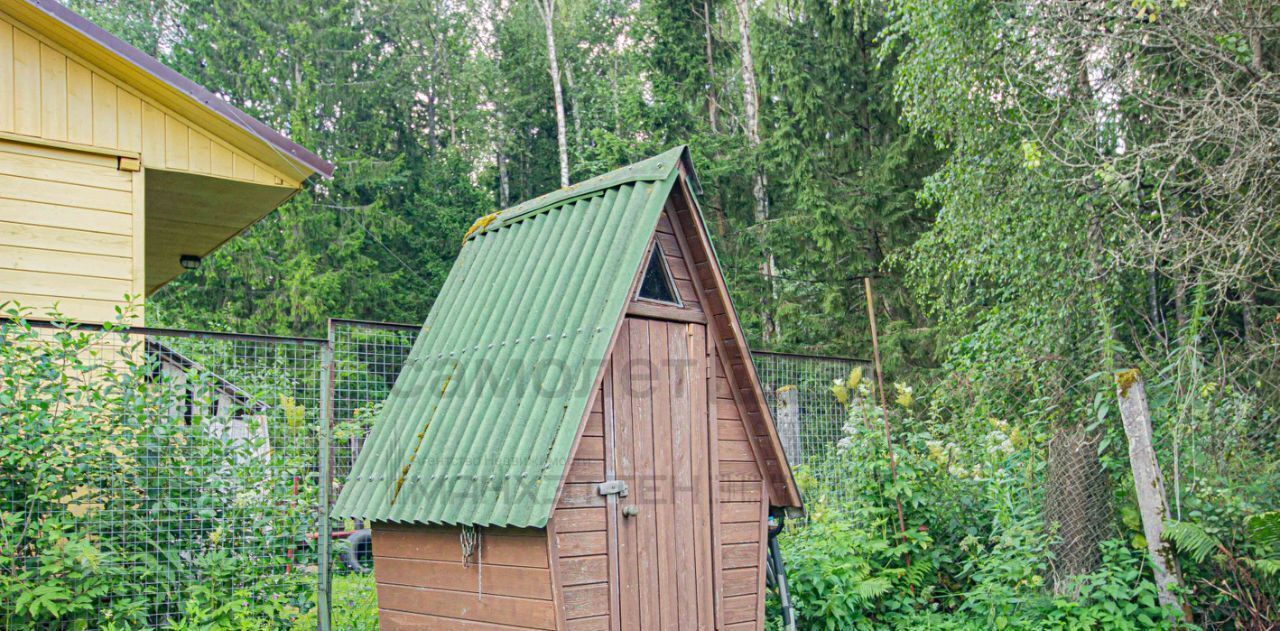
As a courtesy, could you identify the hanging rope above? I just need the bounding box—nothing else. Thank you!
[460,525,478,566]
[460,525,484,598]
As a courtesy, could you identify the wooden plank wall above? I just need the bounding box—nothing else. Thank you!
[0,139,137,321]
[371,522,559,630]
[716,354,766,631]
[551,382,612,631]
[0,13,297,187]
[668,177,796,508]
[654,209,701,314]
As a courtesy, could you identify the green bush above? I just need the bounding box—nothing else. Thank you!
[770,372,1186,629]
[293,573,380,631]
[0,305,315,629]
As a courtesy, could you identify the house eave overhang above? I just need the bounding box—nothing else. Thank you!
[4,0,335,180]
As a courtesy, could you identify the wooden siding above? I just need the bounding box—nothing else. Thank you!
[603,318,716,631]
[667,173,799,507]
[715,353,767,629]
[550,382,613,630]
[0,138,138,321]
[545,193,774,630]
[0,13,299,188]
[626,206,705,324]
[371,522,557,631]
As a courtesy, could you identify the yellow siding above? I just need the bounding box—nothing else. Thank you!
[0,139,138,323]
[0,13,299,188]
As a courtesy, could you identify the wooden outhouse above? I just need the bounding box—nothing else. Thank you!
[0,0,332,323]
[334,147,803,630]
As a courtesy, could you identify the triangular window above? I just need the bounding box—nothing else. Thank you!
[636,244,681,305]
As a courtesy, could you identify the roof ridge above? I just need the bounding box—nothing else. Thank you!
[467,146,687,240]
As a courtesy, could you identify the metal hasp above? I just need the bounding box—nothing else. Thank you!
[596,480,629,497]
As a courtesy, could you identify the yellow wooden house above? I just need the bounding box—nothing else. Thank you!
[0,0,332,323]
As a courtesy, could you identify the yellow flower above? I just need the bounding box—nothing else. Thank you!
[894,383,913,408]
[847,367,863,391]
[831,380,850,405]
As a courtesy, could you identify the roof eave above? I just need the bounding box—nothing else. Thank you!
[9,0,335,179]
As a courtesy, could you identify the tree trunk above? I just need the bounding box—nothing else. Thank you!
[775,385,800,465]
[1174,276,1187,333]
[427,36,440,152]
[497,145,510,208]
[536,0,570,188]
[703,0,718,133]
[1242,281,1257,344]
[732,0,777,343]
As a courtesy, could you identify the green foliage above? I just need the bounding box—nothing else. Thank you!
[772,381,1184,629]
[1163,510,1280,626]
[1246,512,1280,548]
[778,507,931,629]
[42,0,1280,628]
[1163,521,1222,565]
[0,304,314,628]
[292,573,380,631]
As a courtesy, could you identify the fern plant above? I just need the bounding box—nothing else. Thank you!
[1163,515,1278,627]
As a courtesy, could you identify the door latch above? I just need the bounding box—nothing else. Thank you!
[597,480,629,497]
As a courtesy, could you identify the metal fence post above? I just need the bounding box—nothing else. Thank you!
[317,323,335,631]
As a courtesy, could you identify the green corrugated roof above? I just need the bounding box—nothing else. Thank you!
[332,147,687,528]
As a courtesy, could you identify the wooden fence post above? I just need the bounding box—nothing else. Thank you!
[1115,369,1185,617]
[776,385,800,466]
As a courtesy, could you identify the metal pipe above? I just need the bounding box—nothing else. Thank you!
[768,514,797,631]
[752,348,871,364]
[6,317,327,345]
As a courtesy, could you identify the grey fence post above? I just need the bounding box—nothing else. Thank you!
[317,325,335,631]
[776,385,801,465]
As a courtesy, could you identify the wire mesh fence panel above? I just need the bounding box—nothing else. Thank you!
[1,318,324,630]
[752,351,869,507]
[1,308,873,629]
[329,320,419,504]
[320,320,418,627]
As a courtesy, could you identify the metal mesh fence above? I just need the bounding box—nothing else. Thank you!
[328,320,418,532]
[753,350,869,506]
[323,326,867,515]
[1,318,324,629]
[3,313,863,629]
[1044,421,1115,590]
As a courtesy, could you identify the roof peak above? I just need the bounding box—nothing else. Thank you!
[468,146,693,241]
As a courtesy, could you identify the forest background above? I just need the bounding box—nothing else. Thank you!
[63,0,1280,627]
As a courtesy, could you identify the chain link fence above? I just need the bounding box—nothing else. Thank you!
[2,313,862,629]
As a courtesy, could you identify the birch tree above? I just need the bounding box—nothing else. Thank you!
[733,0,778,342]
[534,0,570,188]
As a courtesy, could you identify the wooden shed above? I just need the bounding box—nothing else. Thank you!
[0,0,332,323]
[334,147,803,631]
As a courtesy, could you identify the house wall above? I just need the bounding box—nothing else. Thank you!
[549,383,612,630]
[715,353,768,630]
[663,192,768,627]
[546,344,769,631]
[543,201,770,630]
[0,10,309,323]
[654,208,702,314]
[0,12,299,187]
[0,138,141,322]
[370,522,559,630]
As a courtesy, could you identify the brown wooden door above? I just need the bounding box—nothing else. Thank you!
[607,317,716,630]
